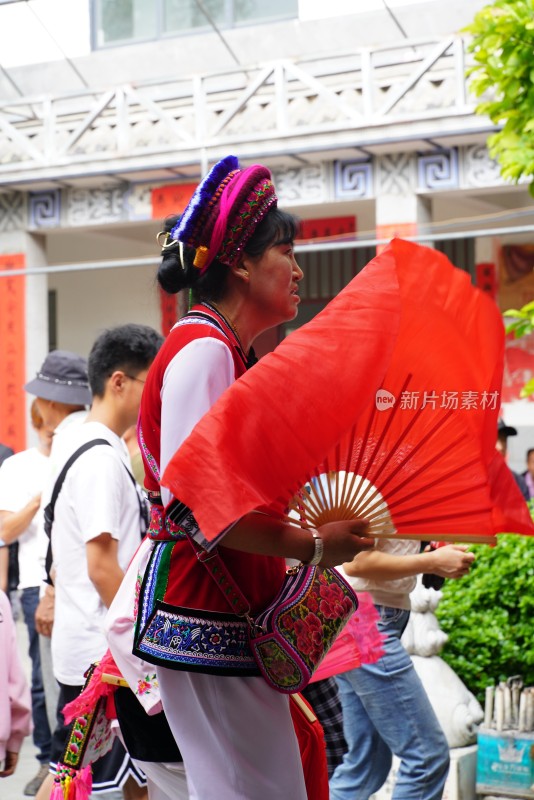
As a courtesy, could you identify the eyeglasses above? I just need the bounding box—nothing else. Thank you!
[125,374,146,385]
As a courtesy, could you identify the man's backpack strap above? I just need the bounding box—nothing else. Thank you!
[43,439,111,584]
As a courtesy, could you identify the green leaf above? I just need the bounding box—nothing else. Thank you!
[520,377,534,397]
[503,308,527,317]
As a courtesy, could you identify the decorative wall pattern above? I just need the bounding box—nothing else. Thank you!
[0,193,25,232]
[376,153,417,196]
[29,189,61,229]
[126,185,153,221]
[334,160,373,199]
[8,145,520,233]
[66,188,126,226]
[461,144,502,188]
[418,149,459,191]
[273,165,326,205]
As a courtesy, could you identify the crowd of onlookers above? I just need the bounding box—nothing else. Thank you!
[0,329,160,799]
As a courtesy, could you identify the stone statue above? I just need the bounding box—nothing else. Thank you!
[402,577,483,748]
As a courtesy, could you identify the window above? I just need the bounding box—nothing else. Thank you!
[93,0,298,47]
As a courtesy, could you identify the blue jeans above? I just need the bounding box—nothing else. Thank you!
[20,586,52,764]
[329,605,449,800]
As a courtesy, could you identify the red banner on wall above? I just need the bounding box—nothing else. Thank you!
[160,288,178,337]
[298,216,356,241]
[151,183,198,220]
[476,262,497,300]
[0,254,26,453]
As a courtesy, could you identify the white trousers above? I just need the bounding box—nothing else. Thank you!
[156,668,307,800]
[134,760,189,800]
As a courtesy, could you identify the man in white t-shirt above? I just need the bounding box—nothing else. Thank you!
[20,350,92,796]
[35,324,162,800]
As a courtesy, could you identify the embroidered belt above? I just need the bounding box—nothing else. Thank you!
[146,503,187,542]
[134,534,260,676]
[146,501,202,543]
[135,601,258,675]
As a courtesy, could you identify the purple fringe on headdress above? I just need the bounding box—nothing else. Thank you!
[173,155,239,244]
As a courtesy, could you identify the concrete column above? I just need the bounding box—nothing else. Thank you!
[375,193,432,251]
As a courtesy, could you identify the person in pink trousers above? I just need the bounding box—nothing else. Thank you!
[0,589,32,778]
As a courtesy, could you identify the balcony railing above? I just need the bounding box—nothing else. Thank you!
[0,36,487,184]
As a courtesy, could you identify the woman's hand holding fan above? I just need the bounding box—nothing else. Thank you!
[311,518,374,567]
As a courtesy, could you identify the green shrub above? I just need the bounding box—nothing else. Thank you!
[436,534,534,703]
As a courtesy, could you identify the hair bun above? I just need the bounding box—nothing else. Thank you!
[157,214,183,294]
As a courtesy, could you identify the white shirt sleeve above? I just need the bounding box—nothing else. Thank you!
[160,337,235,507]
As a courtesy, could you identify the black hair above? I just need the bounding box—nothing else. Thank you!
[157,207,299,303]
[88,324,163,397]
[527,448,534,459]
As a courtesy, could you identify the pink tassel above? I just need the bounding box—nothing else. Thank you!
[62,651,121,724]
[73,766,92,800]
[49,779,65,800]
[49,764,78,800]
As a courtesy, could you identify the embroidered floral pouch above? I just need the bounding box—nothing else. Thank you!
[249,565,358,694]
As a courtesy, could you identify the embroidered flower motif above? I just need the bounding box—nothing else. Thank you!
[257,641,300,687]
[269,658,299,682]
[136,673,158,696]
[294,612,324,665]
[209,632,222,645]
[281,613,294,630]
[319,582,354,620]
[306,593,319,613]
[262,642,279,659]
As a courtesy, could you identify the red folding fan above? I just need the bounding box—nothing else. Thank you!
[162,239,534,545]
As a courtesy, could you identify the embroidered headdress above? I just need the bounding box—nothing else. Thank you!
[171,155,277,274]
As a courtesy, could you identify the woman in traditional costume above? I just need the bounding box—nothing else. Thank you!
[133,156,373,799]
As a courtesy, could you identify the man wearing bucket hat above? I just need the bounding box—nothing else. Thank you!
[26,351,92,655]
[0,351,91,796]
[24,350,92,434]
